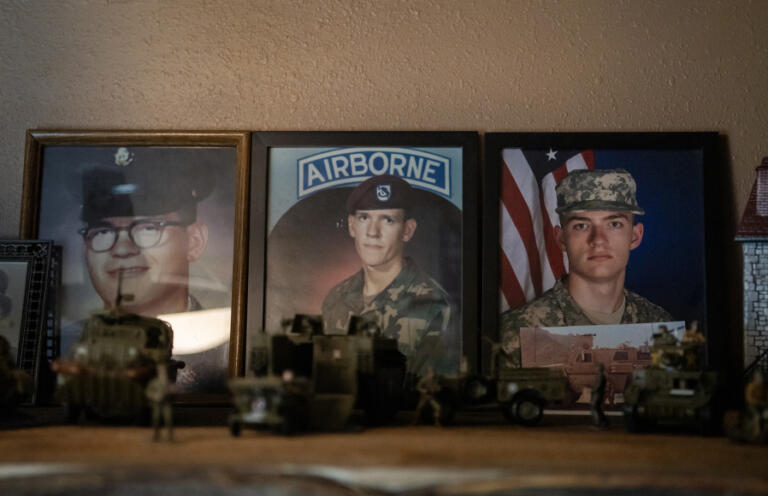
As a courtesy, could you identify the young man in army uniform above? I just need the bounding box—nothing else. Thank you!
[499,169,673,365]
[322,174,458,375]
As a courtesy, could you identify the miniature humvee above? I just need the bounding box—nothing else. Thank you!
[622,328,719,435]
[228,375,312,435]
[52,308,183,422]
[228,314,406,435]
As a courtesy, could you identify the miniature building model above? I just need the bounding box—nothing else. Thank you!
[735,158,768,368]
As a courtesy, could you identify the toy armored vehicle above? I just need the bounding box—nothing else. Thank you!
[622,325,719,435]
[0,335,34,411]
[228,314,406,435]
[51,293,183,422]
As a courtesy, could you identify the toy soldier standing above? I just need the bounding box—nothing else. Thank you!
[412,367,442,427]
[591,363,609,429]
[745,370,767,441]
[146,363,175,441]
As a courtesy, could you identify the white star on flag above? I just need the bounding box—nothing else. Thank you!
[546,148,557,161]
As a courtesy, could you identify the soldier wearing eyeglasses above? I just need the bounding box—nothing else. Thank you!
[78,148,211,317]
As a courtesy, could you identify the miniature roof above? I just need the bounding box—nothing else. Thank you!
[735,158,768,241]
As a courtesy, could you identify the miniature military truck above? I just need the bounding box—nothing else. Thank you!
[228,314,406,435]
[622,327,719,435]
[51,308,183,422]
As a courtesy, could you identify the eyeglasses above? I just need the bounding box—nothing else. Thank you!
[79,219,191,253]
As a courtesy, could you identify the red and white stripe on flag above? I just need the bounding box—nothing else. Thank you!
[499,149,594,312]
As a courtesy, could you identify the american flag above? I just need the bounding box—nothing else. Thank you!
[499,148,595,312]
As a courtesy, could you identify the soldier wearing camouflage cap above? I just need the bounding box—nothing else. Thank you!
[322,174,459,376]
[499,169,672,364]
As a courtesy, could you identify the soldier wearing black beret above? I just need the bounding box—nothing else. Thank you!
[322,174,459,376]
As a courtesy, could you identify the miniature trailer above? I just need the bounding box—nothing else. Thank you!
[453,367,574,426]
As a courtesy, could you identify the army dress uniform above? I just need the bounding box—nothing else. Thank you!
[322,257,458,374]
[64,147,229,394]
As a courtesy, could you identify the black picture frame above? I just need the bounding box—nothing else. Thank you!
[249,131,479,377]
[481,132,725,374]
[20,130,251,401]
[0,240,55,404]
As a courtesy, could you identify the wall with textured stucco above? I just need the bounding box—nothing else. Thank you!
[2,0,767,234]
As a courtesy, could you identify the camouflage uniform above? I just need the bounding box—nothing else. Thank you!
[499,279,673,367]
[322,257,458,375]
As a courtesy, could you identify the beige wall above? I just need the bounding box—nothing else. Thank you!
[1,0,767,225]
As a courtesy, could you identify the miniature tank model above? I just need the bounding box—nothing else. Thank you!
[622,325,719,435]
[0,335,33,410]
[228,314,406,435]
[51,286,183,422]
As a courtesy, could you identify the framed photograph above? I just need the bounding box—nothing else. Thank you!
[21,131,251,398]
[249,132,479,380]
[481,132,725,375]
[0,240,55,404]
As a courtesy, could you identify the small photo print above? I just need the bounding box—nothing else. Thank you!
[520,321,685,410]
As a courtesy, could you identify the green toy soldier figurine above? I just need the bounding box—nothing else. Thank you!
[412,367,443,427]
[745,370,767,441]
[682,321,706,344]
[591,363,609,429]
[146,363,175,442]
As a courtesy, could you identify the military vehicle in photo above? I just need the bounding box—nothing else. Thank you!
[51,286,184,423]
[622,326,719,435]
[518,328,654,408]
[228,314,406,435]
